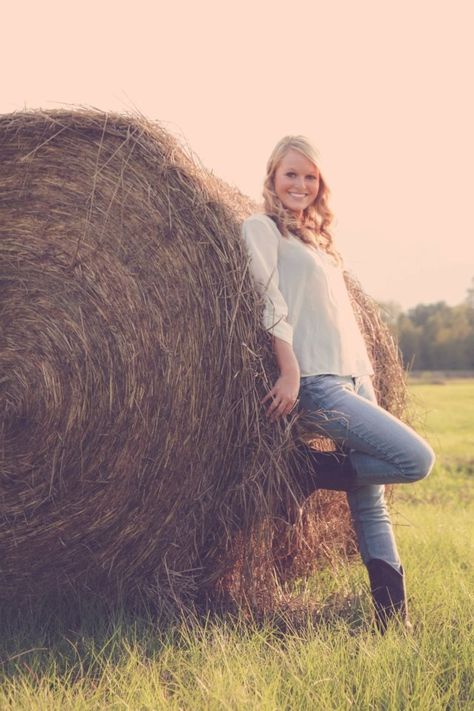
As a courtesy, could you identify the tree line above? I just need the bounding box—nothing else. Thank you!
[378,278,474,371]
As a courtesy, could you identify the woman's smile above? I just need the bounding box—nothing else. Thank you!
[273,149,320,217]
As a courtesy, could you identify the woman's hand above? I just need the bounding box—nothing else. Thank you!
[261,372,300,421]
[262,336,301,421]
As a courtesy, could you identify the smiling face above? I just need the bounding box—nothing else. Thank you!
[273,148,320,220]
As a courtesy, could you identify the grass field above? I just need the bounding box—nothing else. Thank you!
[1,381,473,709]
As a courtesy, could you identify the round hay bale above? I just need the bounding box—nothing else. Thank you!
[0,109,407,611]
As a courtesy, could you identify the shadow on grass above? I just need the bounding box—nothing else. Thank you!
[0,583,370,683]
[0,592,181,682]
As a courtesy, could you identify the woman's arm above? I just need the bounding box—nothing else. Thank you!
[241,215,293,344]
[262,336,300,421]
[241,216,300,420]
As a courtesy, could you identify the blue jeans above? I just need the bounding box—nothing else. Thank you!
[298,374,435,569]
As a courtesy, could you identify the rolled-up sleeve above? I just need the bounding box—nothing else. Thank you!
[241,215,293,345]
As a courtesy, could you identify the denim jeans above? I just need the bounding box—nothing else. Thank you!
[298,374,435,569]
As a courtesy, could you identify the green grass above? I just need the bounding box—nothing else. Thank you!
[1,381,473,710]
[408,378,474,464]
[401,379,474,507]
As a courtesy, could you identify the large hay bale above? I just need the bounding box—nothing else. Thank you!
[0,109,406,611]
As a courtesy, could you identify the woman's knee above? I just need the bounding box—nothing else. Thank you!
[407,440,436,482]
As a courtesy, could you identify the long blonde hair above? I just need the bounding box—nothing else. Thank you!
[263,135,342,265]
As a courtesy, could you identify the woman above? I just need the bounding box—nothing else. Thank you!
[241,136,435,633]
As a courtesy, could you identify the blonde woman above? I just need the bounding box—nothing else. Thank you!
[241,136,435,632]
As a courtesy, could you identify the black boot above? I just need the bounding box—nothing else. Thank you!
[293,447,358,495]
[366,558,413,633]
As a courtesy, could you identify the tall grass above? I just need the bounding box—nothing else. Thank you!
[1,382,473,710]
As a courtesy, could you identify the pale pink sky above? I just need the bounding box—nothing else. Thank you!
[3,0,473,309]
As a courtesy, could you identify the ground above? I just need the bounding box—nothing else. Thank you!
[0,379,473,710]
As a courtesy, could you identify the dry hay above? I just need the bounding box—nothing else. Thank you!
[0,109,407,613]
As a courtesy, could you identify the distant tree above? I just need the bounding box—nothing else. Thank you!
[397,314,421,368]
[377,300,403,336]
[377,277,474,370]
[407,301,447,328]
[395,300,474,370]
[430,304,472,369]
[465,277,474,309]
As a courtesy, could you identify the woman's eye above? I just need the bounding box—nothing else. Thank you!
[307,175,318,181]
[286,172,296,178]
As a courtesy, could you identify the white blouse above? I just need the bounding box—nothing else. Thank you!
[241,213,374,378]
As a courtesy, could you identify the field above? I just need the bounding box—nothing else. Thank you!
[1,381,473,710]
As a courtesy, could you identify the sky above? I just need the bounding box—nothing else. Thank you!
[2,0,473,310]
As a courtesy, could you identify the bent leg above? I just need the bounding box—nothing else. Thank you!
[298,374,423,629]
[298,375,435,486]
[345,376,402,570]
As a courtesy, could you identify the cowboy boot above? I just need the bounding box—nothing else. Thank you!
[366,558,413,633]
[293,447,358,495]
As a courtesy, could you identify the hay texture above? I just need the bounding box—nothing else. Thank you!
[0,109,407,611]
